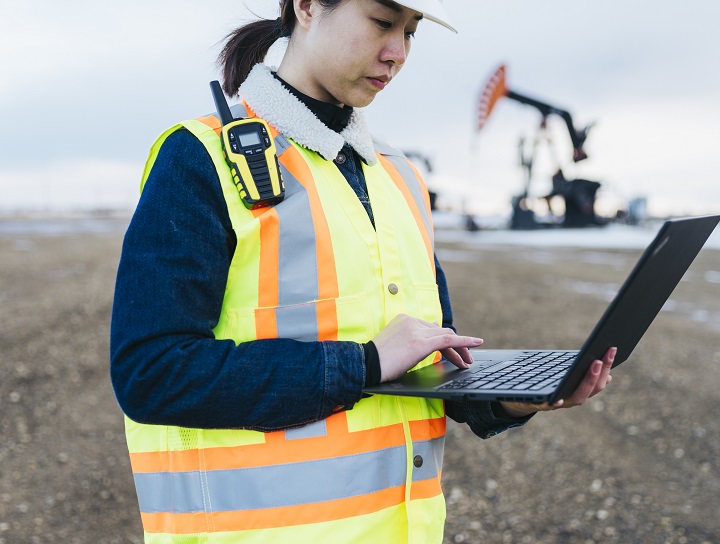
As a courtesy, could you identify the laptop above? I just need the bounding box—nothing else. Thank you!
[364,215,720,405]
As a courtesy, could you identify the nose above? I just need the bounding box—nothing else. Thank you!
[380,33,408,67]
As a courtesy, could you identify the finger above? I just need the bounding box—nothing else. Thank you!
[441,348,470,369]
[454,346,475,366]
[437,335,483,368]
[565,359,603,406]
[589,347,616,397]
[600,347,616,375]
[435,333,483,350]
[441,345,475,366]
[422,327,482,346]
[504,400,555,414]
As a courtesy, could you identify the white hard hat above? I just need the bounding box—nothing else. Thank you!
[395,0,456,33]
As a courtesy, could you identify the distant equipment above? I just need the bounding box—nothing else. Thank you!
[477,65,592,163]
[476,65,604,229]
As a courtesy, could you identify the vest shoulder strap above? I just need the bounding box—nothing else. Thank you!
[372,137,406,158]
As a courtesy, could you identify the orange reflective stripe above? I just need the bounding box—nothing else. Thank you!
[131,425,401,473]
[377,154,434,265]
[326,408,350,435]
[140,485,407,534]
[251,206,280,339]
[411,415,445,441]
[279,145,340,340]
[409,475,443,501]
[406,159,434,221]
[129,416,444,473]
[196,114,222,136]
[315,298,338,341]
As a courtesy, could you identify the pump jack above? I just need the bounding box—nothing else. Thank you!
[477,65,604,228]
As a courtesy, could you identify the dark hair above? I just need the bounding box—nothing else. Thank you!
[219,0,343,96]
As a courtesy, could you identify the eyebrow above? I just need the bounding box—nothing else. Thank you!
[373,0,424,20]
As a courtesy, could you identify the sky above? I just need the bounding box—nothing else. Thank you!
[1,0,719,217]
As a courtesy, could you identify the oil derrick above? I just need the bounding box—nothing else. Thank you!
[477,65,603,229]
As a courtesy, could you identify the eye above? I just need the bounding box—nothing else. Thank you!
[374,19,392,30]
[405,30,416,40]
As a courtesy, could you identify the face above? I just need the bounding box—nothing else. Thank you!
[284,0,423,107]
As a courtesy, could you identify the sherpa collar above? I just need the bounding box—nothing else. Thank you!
[239,64,378,166]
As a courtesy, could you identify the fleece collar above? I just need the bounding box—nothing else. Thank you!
[239,64,378,165]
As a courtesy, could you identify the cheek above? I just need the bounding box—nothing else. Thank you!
[327,22,377,67]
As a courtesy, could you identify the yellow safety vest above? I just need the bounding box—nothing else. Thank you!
[125,103,446,543]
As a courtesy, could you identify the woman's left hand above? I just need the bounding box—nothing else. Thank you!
[499,346,617,419]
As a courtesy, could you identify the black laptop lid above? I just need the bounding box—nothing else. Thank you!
[551,215,720,402]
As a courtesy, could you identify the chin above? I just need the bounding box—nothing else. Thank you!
[345,93,377,109]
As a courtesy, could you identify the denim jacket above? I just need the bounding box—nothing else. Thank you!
[110,128,530,438]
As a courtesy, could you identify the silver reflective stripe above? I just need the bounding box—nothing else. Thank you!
[134,471,206,514]
[412,437,445,482]
[382,155,434,248]
[229,103,249,119]
[274,134,292,156]
[274,161,321,341]
[372,138,404,157]
[285,419,328,440]
[276,303,318,342]
[276,163,318,306]
[134,445,410,513]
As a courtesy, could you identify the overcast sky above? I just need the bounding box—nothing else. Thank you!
[1,0,718,217]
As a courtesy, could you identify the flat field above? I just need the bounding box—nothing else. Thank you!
[1,222,718,543]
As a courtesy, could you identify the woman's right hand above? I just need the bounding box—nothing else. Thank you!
[372,314,484,382]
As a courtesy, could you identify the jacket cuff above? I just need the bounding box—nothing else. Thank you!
[321,341,365,418]
[446,400,534,439]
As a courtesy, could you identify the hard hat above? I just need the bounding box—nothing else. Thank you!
[395,0,456,33]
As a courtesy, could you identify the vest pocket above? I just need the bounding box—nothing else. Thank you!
[411,282,443,325]
[221,293,374,343]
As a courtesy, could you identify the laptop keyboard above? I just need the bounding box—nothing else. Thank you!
[439,351,577,391]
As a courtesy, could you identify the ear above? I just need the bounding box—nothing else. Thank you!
[293,0,315,31]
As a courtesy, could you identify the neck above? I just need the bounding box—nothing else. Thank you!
[277,48,344,107]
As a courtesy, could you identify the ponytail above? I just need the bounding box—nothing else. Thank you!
[219,1,296,96]
[218,0,345,96]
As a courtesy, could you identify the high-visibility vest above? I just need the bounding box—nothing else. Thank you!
[125,102,446,543]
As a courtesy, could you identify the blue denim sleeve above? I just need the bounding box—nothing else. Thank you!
[110,129,364,431]
[435,255,533,437]
[445,400,534,439]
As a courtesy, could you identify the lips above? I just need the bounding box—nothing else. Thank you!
[368,76,390,90]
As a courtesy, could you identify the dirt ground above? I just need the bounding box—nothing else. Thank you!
[1,220,718,543]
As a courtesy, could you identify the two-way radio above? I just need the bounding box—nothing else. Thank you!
[210,80,284,209]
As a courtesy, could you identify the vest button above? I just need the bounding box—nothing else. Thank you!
[413,455,424,468]
[388,283,399,295]
[335,152,347,165]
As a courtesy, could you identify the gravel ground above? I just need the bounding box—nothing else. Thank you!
[1,222,718,543]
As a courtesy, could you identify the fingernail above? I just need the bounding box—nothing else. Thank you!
[473,338,484,345]
[593,361,602,374]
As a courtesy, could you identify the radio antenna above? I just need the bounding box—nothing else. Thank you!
[210,80,235,126]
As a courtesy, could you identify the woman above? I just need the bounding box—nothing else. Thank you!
[111,1,615,542]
